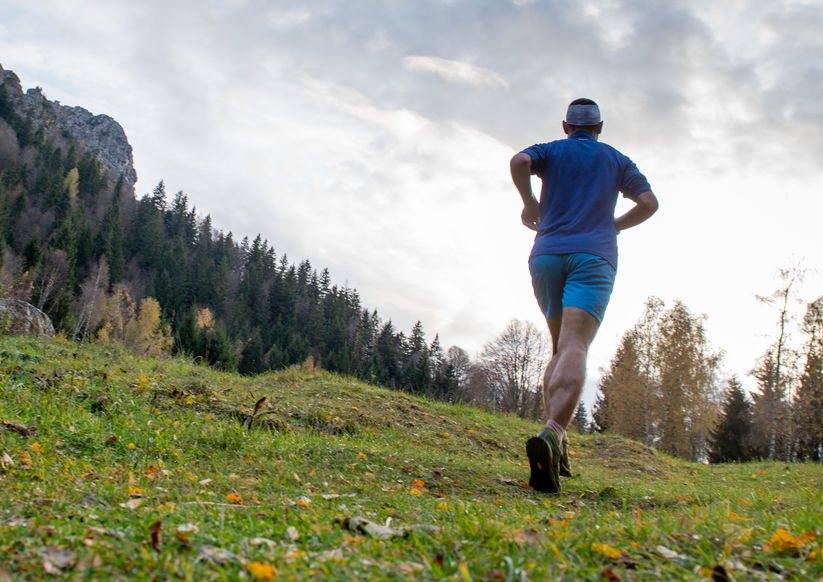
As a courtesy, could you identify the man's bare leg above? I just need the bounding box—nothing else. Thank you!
[528,307,599,492]
[541,317,561,420]
[545,307,600,429]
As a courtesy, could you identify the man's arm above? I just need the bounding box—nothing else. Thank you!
[510,152,539,231]
[615,191,658,233]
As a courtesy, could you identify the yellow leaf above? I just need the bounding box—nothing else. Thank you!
[247,561,277,580]
[127,443,136,450]
[592,543,622,559]
[285,550,306,560]
[437,502,449,510]
[30,442,44,454]
[18,451,32,466]
[226,492,243,503]
[357,452,367,460]
[458,562,471,582]
[412,479,425,488]
[768,527,807,553]
[409,487,424,496]
[128,486,143,497]
[139,375,150,384]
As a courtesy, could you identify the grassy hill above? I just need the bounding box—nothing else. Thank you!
[0,336,820,580]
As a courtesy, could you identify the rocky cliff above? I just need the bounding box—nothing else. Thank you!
[0,64,137,186]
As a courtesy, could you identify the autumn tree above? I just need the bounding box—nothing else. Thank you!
[656,300,721,460]
[594,298,721,461]
[124,297,173,357]
[596,328,647,441]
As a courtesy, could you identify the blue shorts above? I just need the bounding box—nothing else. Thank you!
[528,253,616,323]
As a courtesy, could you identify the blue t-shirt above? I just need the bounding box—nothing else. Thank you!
[522,132,651,268]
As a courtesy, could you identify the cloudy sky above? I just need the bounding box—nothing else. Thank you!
[2,0,821,405]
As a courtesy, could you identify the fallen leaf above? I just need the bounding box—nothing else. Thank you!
[247,561,276,580]
[1,451,13,468]
[149,521,162,552]
[513,529,544,546]
[87,526,126,539]
[248,537,277,549]
[76,553,102,573]
[286,526,300,541]
[225,492,243,504]
[412,479,425,488]
[592,543,622,559]
[396,562,425,574]
[41,547,75,574]
[336,516,405,540]
[30,442,44,454]
[767,527,807,554]
[294,496,311,508]
[198,546,241,565]
[655,545,687,560]
[458,562,471,582]
[119,498,143,510]
[177,523,199,534]
[317,548,345,562]
[600,566,620,581]
[1,420,36,436]
[18,451,32,467]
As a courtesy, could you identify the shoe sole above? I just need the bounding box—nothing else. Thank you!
[526,436,560,493]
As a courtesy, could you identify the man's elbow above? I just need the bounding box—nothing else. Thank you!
[510,152,531,172]
[638,191,659,215]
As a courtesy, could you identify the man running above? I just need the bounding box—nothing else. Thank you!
[510,98,659,493]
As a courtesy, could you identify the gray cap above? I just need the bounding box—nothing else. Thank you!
[565,103,601,126]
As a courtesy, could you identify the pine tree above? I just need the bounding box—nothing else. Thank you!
[709,377,754,463]
[571,401,589,434]
[795,297,823,460]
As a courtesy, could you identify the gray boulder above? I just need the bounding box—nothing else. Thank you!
[0,299,55,337]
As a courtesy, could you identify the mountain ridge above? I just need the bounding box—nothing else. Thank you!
[0,63,136,187]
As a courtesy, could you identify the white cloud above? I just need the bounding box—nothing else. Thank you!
[403,55,510,89]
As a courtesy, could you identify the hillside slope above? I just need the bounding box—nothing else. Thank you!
[0,336,820,580]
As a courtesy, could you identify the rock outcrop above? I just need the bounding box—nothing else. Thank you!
[0,64,137,186]
[0,299,56,337]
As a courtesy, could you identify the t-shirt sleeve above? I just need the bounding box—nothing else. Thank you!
[521,144,549,177]
[619,156,652,199]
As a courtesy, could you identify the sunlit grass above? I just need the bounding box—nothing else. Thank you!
[0,336,820,580]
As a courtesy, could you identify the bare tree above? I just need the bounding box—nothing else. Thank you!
[757,267,804,461]
[477,319,548,419]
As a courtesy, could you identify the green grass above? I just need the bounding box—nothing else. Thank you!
[0,336,820,581]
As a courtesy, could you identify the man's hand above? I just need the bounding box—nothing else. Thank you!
[511,152,540,231]
[521,203,539,231]
[615,191,658,233]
